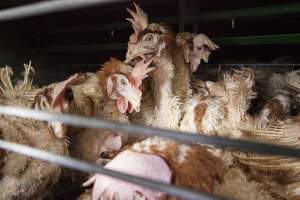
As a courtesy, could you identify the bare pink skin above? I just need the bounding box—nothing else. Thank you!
[50,73,85,138]
[98,134,123,156]
[34,73,85,138]
[51,73,85,112]
[83,150,172,200]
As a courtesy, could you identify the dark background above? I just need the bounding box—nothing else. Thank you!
[1,0,300,85]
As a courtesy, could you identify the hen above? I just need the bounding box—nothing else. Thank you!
[180,68,277,199]
[81,136,275,200]
[228,71,300,199]
[82,137,225,200]
[126,5,220,132]
[191,67,300,199]
[67,58,153,182]
[257,70,300,122]
[71,59,153,162]
[172,32,219,119]
[125,3,182,130]
[0,63,84,200]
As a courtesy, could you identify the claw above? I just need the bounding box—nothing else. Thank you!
[131,59,154,88]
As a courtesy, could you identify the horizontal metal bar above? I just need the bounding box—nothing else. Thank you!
[214,34,300,46]
[44,3,300,35]
[46,16,177,35]
[39,43,127,53]
[1,106,300,159]
[47,22,130,34]
[0,139,221,200]
[37,33,300,53]
[199,64,300,66]
[35,63,300,67]
[0,0,129,22]
[188,2,300,22]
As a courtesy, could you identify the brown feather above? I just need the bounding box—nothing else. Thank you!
[132,138,224,194]
[194,103,208,131]
[96,58,133,95]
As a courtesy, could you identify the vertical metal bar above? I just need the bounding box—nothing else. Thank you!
[178,0,187,32]
[190,0,199,33]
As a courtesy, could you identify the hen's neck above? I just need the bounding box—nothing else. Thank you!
[172,49,193,109]
[151,53,181,130]
[101,100,129,124]
[152,56,175,104]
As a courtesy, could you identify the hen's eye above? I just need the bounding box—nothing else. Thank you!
[144,34,153,42]
[121,79,127,85]
[64,88,74,102]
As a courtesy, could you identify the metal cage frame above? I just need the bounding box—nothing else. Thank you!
[0,1,300,200]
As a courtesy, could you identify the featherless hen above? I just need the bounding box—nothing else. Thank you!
[81,137,225,200]
[80,137,273,200]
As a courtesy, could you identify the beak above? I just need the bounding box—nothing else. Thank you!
[125,54,138,64]
[125,45,152,64]
[126,44,139,64]
[191,63,199,72]
[190,54,201,72]
[119,85,142,112]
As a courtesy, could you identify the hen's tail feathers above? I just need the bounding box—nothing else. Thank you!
[234,115,300,173]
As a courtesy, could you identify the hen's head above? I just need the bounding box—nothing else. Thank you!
[98,58,153,114]
[176,32,219,72]
[125,3,175,64]
[34,73,86,139]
